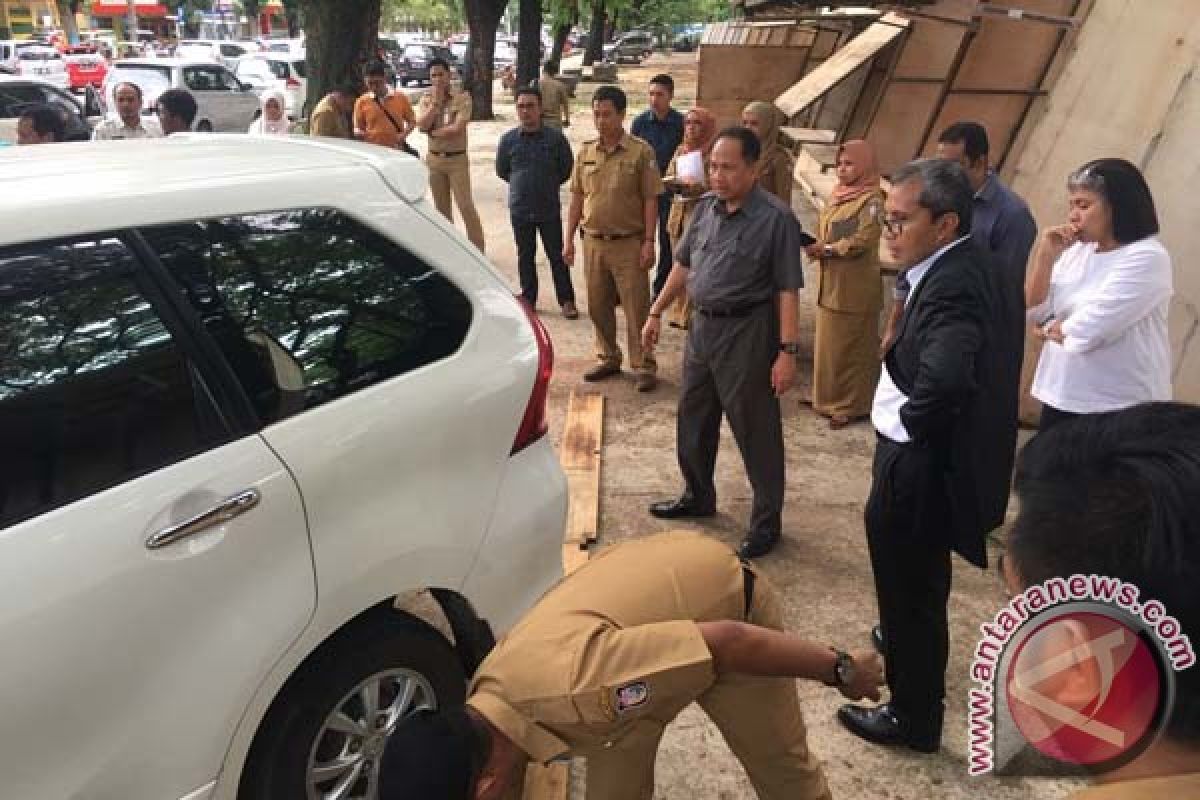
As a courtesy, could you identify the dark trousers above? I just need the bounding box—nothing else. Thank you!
[652,194,673,297]
[513,215,575,307]
[865,435,950,740]
[677,304,784,537]
[1038,403,1081,432]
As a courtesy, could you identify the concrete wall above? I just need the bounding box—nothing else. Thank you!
[1005,0,1200,411]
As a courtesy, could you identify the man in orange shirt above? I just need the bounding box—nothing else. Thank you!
[353,60,417,157]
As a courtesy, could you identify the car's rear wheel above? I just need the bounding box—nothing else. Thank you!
[197,120,213,132]
[239,618,466,800]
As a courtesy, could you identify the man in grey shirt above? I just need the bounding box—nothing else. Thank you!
[643,126,808,559]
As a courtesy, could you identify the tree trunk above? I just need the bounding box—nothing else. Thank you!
[582,0,604,67]
[299,0,381,117]
[515,0,541,88]
[56,0,80,44]
[462,0,507,120]
[549,18,571,65]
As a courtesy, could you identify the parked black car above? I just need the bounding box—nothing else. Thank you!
[604,31,656,64]
[395,42,457,87]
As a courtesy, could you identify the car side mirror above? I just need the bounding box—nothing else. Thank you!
[84,85,104,117]
[238,80,252,92]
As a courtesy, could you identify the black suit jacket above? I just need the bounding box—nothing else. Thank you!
[884,238,1023,568]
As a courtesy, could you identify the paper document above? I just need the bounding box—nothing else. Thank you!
[676,151,706,184]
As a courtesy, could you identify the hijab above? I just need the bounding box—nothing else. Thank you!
[743,100,782,152]
[254,89,289,135]
[682,106,717,155]
[831,139,880,205]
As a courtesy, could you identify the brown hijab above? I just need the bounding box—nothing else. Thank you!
[682,106,718,155]
[742,100,782,152]
[831,139,880,205]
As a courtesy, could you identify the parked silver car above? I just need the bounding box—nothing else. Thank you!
[104,58,260,132]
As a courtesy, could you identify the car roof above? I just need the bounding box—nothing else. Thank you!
[0,136,428,245]
[111,58,220,68]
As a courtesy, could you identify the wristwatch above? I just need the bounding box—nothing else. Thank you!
[826,648,856,688]
[779,342,800,356]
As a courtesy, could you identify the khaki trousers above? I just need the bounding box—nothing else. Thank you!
[426,151,486,252]
[584,575,831,800]
[583,236,656,375]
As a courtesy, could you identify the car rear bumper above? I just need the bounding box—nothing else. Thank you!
[460,437,566,636]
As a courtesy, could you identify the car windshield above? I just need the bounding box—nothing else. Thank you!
[18,49,60,61]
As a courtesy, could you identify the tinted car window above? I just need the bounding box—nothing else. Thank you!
[266,60,289,80]
[0,238,231,530]
[142,210,472,424]
[291,60,306,79]
[183,65,227,91]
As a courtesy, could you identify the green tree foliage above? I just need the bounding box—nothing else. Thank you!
[381,0,463,31]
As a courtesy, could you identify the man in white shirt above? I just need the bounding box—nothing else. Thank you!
[92,82,162,140]
[838,159,1024,754]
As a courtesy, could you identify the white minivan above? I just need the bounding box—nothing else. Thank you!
[104,58,261,132]
[0,136,566,800]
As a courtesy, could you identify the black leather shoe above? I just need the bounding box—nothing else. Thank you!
[648,497,716,519]
[871,625,885,655]
[738,531,780,559]
[837,703,940,753]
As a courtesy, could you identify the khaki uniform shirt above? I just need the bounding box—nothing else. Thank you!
[816,188,885,314]
[538,75,570,127]
[569,132,662,236]
[1070,773,1200,799]
[417,88,472,153]
[309,96,351,139]
[467,532,746,764]
[664,146,708,240]
[758,143,795,207]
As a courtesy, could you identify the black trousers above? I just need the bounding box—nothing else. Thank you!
[677,304,784,537]
[865,435,950,738]
[652,194,673,297]
[512,215,575,307]
[1038,403,1081,432]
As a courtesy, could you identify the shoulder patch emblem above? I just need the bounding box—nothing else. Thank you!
[613,681,649,714]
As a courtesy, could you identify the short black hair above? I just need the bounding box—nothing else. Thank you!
[1067,157,1160,244]
[714,125,761,164]
[19,104,65,142]
[1009,403,1200,743]
[364,59,389,78]
[515,84,542,104]
[333,82,362,98]
[113,81,143,100]
[378,706,490,800]
[937,121,989,164]
[891,158,974,236]
[428,56,451,73]
[157,88,198,126]
[543,60,559,76]
[649,73,674,94]
[591,85,626,113]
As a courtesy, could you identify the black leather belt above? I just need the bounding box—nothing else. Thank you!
[742,565,756,620]
[695,300,769,318]
[583,230,640,241]
[430,150,466,156]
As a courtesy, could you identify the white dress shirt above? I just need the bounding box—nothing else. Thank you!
[872,236,971,443]
[92,115,162,140]
[1030,238,1172,413]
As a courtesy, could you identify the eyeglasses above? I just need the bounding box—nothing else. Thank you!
[881,216,909,236]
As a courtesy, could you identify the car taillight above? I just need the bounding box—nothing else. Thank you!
[511,296,554,455]
[286,76,300,87]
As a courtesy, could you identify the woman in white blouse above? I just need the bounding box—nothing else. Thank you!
[1025,158,1172,430]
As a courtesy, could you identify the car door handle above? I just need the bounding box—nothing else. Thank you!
[145,489,261,550]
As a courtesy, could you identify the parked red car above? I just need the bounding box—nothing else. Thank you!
[62,45,108,91]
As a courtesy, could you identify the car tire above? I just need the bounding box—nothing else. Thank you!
[238,617,467,800]
[196,120,213,132]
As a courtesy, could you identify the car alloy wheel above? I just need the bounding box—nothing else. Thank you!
[306,668,436,800]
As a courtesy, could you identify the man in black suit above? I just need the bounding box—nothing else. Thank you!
[837,159,1023,752]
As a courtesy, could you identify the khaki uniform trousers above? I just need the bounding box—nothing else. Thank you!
[584,236,656,375]
[584,574,831,800]
[426,151,486,253]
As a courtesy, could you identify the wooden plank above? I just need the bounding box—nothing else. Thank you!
[781,126,837,144]
[563,467,600,547]
[776,12,910,118]
[561,392,603,547]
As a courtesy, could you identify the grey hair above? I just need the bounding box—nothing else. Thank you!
[891,158,973,236]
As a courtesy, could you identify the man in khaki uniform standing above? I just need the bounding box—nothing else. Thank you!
[564,85,662,392]
[378,531,882,799]
[416,57,486,252]
[537,60,571,129]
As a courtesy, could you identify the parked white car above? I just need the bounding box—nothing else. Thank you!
[0,135,566,800]
[177,38,256,69]
[263,37,305,55]
[0,74,103,143]
[234,52,307,119]
[104,58,260,132]
[0,41,69,90]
